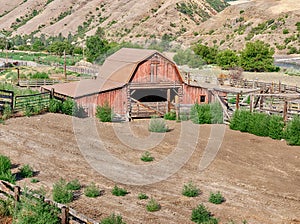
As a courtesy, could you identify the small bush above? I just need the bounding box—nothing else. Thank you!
[96,102,112,122]
[49,99,62,113]
[285,115,300,145]
[182,181,200,197]
[148,117,168,132]
[138,193,149,200]
[268,115,284,140]
[66,179,81,190]
[146,198,161,212]
[2,104,12,120]
[140,151,154,162]
[209,192,224,204]
[62,99,75,115]
[73,103,86,118]
[111,185,128,196]
[191,203,218,224]
[19,164,34,178]
[164,111,176,120]
[0,155,11,174]
[0,171,16,184]
[31,178,39,183]
[101,213,126,224]
[84,182,100,198]
[14,194,60,224]
[0,198,14,218]
[52,178,73,203]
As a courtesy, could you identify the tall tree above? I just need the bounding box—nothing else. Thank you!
[239,40,278,72]
[85,35,109,63]
[216,49,239,70]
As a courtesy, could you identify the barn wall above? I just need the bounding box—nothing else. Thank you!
[131,57,182,83]
[182,85,209,104]
[76,88,127,116]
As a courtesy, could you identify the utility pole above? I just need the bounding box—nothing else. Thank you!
[64,50,67,80]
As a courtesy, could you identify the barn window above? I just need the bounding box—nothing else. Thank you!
[200,95,206,103]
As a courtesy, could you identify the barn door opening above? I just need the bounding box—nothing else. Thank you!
[130,88,178,118]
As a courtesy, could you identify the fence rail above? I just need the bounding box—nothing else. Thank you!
[14,92,50,112]
[0,180,99,224]
[0,89,14,111]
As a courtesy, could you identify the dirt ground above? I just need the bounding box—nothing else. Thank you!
[0,113,300,224]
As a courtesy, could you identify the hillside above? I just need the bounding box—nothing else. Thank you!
[191,0,300,54]
[0,0,228,44]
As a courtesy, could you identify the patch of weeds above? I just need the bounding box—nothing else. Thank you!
[84,182,100,198]
[140,151,154,162]
[209,191,225,204]
[30,178,39,183]
[19,164,34,178]
[52,178,73,203]
[146,198,161,212]
[101,213,126,224]
[66,179,81,190]
[138,193,148,200]
[111,185,128,196]
[182,181,200,197]
[148,117,169,133]
[191,203,218,224]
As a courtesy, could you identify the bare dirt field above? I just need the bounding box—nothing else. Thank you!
[0,113,300,223]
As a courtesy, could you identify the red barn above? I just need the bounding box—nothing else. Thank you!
[42,48,209,119]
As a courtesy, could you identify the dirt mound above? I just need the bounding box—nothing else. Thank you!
[0,113,299,223]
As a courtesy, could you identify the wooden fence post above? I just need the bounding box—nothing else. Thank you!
[61,206,69,224]
[235,93,240,110]
[14,186,20,202]
[283,100,288,124]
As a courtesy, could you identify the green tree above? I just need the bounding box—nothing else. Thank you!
[193,44,218,64]
[47,41,74,56]
[239,41,278,72]
[85,35,109,63]
[173,49,204,68]
[216,49,239,69]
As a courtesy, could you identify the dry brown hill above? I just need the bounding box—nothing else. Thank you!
[190,0,300,53]
[0,0,227,45]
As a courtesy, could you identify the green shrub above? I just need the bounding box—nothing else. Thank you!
[248,112,270,137]
[14,194,60,224]
[140,151,154,162]
[19,164,34,178]
[52,178,73,203]
[190,103,215,124]
[146,198,161,212]
[84,182,100,198]
[66,179,81,190]
[210,102,223,124]
[285,115,300,145]
[96,102,112,122]
[111,185,128,196]
[138,193,149,200]
[73,103,86,118]
[148,117,168,132]
[101,213,126,224]
[61,99,75,115]
[0,171,16,184]
[229,110,251,132]
[0,198,14,218]
[49,99,62,113]
[164,111,176,120]
[209,192,224,204]
[182,181,200,197]
[268,115,284,140]
[0,155,11,174]
[31,178,39,183]
[2,104,12,120]
[191,203,218,224]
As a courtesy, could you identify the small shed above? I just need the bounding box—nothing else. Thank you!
[42,48,209,119]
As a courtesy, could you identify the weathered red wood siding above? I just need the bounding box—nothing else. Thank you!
[182,85,209,104]
[76,88,127,116]
[131,56,182,83]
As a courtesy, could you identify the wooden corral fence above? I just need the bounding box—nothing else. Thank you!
[14,92,51,112]
[18,79,61,87]
[0,180,99,224]
[0,89,14,112]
